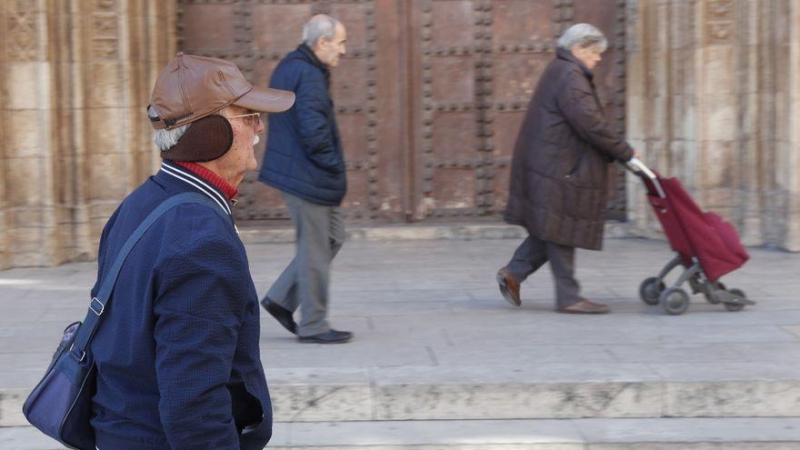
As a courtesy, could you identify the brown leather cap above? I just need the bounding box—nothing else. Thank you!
[149,53,295,130]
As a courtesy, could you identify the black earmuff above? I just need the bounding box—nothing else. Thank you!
[160,115,234,162]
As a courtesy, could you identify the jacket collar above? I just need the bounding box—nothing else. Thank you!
[175,161,238,200]
[556,47,594,80]
[296,43,331,79]
[156,161,233,217]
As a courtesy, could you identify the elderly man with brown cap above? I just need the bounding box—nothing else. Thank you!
[87,53,294,450]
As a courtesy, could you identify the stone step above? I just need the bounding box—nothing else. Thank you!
[6,363,800,427]
[4,418,800,449]
[266,363,800,422]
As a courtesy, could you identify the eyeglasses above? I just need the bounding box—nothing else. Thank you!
[225,112,262,126]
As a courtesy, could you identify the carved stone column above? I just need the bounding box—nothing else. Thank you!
[1,0,58,268]
[74,0,177,258]
[0,0,175,269]
[627,0,800,251]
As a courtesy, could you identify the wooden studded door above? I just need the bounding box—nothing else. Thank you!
[177,0,628,224]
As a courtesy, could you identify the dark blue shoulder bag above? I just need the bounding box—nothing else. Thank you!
[22,192,226,450]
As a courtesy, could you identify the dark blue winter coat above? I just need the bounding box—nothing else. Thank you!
[258,44,347,206]
[90,161,271,450]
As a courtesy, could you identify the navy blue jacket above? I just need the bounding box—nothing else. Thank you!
[90,162,271,450]
[258,44,347,206]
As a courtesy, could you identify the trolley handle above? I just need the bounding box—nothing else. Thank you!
[624,157,666,198]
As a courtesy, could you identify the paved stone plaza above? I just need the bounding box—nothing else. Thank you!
[2,233,800,449]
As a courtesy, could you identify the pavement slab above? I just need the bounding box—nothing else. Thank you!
[1,235,800,446]
[4,418,800,449]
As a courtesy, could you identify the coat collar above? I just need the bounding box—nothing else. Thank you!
[297,43,331,79]
[174,161,238,201]
[556,47,594,81]
[155,161,233,217]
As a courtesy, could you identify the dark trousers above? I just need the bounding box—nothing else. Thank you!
[503,234,581,309]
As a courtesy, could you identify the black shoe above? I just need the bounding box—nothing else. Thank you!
[298,329,353,344]
[262,298,297,335]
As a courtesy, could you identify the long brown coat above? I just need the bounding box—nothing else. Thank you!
[504,48,634,250]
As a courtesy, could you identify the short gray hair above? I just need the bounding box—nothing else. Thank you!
[148,106,189,151]
[557,23,608,52]
[302,15,338,48]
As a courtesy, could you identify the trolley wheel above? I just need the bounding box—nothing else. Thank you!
[724,288,747,312]
[659,287,690,315]
[639,277,665,306]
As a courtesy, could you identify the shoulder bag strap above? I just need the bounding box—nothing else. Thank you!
[68,192,228,361]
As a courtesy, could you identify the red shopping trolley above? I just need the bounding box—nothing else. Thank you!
[626,159,754,315]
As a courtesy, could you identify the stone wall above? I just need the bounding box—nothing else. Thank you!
[0,0,175,269]
[627,0,800,251]
[2,0,800,269]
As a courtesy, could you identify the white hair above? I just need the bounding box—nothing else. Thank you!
[557,23,608,52]
[302,15,338,48]
[148,106,189,151]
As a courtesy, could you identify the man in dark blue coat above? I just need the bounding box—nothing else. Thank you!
[89,53,294,449]
[259,15,352,344]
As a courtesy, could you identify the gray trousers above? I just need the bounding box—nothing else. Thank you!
[266,191,345,336]
[504,235,581,309]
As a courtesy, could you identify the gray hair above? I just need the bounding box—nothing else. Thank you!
[557,23,608,52]
[148,106,189,151]
[302,15,338,48]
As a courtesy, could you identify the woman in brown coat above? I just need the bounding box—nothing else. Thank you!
[497,23,635,314]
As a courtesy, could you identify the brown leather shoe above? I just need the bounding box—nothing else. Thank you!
[558,298,609,314]
[496,269,521,307]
